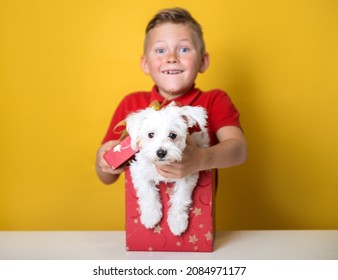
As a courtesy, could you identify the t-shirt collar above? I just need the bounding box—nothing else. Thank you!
[149,85,201,106]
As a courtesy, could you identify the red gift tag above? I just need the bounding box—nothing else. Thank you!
[103,136,139,169]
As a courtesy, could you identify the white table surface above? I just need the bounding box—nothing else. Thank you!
[0,230,337,260]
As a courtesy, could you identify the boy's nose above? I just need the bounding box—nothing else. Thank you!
[166,54,178,63]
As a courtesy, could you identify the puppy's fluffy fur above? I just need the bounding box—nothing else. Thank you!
[126,103,209,236]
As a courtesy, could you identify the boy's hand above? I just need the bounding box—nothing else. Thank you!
[97,140,121,174]
[96,140,127,184]
[155,135,205,179]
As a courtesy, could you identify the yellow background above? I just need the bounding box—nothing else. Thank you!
[1,0,337,230]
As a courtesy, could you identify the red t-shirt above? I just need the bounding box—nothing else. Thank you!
[102,86,241,146]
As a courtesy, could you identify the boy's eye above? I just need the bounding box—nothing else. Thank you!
[168,133,177,140]
[179,47,189,53]
[148,132,154,138]
[155,48,165,54]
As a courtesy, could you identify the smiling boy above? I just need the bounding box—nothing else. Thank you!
[96,7,247,184]
[141,22,209,99]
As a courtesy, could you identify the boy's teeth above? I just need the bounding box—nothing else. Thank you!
[164,70,182,74]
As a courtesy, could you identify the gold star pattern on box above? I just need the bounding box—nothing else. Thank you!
[153,225,163,234]
[165,186,174,196]
[188,234,198,245]
[204,231,213,241]
[192,207,202,217]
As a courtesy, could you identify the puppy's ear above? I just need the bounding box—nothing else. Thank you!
[180,106,207,129]
[126,110,146,150]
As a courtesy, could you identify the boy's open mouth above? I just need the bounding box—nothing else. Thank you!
[162,70,184,75]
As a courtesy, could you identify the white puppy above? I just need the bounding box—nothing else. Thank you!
[126,102,209,236]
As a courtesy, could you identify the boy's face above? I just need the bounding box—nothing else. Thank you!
[141,23,209,99]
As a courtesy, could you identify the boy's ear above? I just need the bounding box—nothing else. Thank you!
[199,52,210,73]
[140,55,150,75]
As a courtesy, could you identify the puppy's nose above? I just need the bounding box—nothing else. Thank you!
[156,149,167,159]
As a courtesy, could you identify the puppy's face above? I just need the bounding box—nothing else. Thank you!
[126,104,207,165]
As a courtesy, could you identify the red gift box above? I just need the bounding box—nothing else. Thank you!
[125,167,215,252]
[103,136,139,169]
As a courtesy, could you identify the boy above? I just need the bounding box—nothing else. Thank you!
[96,7,247,185]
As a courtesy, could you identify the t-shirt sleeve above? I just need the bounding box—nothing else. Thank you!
[101,92,150,143]
[208,90,241,133]
[101,97,131,143]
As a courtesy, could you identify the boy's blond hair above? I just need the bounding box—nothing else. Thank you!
[144,7,206,55]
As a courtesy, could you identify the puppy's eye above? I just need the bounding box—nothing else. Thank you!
[168,133,177,140]
[148,132,154,138]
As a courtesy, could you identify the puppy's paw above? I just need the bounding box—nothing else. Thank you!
[167,209,189,236]
[140,203,162,229]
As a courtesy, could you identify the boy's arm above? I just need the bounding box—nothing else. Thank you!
[155,126,247,179]
[96,140,126,184]
[204,126,247,169]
